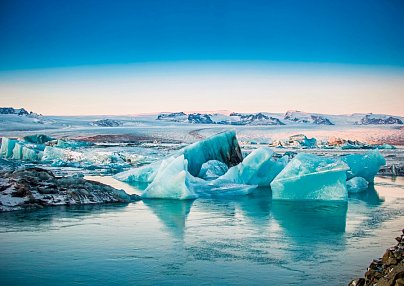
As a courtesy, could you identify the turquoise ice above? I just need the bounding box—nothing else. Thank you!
[217,147,287,186]
[141,155,197,200]
[198,160,228,180]
[341,150,386,183]
[346,177,369,193]
[271,153,349,201]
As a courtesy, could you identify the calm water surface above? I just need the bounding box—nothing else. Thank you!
[1,177,403,286]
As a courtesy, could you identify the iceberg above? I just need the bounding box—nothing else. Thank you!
[271,153,349,201]
[12,142,43,161]
[115,156,176,184]
[141,155,197,200]
[346,177,369,193]
[182,131,243,176]
[0,137,18,158]
[198,160,228,180]
[115,131,243,183]
[217,147,287,186]
[341,150,386,183]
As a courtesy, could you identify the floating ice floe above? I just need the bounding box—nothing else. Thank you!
[341,150,386,183]
[271,153,349,201]
[346,177,369,193]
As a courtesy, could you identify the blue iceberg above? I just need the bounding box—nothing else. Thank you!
[0,137,18,158]
[141,155,197,200]
[341,150,386,183]
[270,153,349,201]
[182,131,243,176]
[216,147,287,186]
[115,131,243,184]
[12,142,43,161]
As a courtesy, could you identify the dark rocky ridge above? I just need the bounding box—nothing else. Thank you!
[0,167,140,212]
[349,229,404,286]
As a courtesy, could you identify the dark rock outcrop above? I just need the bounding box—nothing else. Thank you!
[0,167,140,212]
[349,229,404,286]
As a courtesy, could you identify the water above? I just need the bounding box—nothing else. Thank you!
[1,176,403,286]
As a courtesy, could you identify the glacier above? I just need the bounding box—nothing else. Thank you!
[346,177,369,193]
[341,150,386,183]
[270,153,349,201]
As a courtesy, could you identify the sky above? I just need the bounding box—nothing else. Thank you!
[0,0,403,115]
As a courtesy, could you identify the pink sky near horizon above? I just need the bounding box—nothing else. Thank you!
[0,62,403,116]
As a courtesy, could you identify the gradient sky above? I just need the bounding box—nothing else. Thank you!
[0,0,403,115]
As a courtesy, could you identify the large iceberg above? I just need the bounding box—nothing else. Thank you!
[216,147,287,186]
[341,150,386,183]
[141,155,197,200]
[271,153,349,201]
[182,131,243,176]
[115,131,243,184]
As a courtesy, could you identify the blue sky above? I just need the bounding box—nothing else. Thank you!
[0,0,403,115]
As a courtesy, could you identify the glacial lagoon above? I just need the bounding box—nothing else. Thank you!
[1,176,403,286]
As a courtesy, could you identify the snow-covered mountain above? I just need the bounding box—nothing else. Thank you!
[284,110,334,125]
[358,114,403,125]
[156,112,286,125]
[0,107,33,116]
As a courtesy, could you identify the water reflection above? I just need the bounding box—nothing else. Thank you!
[0,204,131,232]
[272,201,348,235]
[142,199,194,239]
[349,185,384,206]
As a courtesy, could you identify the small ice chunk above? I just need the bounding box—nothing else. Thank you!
[198,160,228,180]
[341,150,386,183]
[271,153,349,201]
[217,147,287,186]
[346,177,369,193]
[141,155,197,200]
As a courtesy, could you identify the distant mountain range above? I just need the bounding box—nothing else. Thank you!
[1,107,403,127]
[156,110,404,126]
